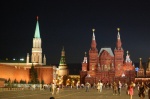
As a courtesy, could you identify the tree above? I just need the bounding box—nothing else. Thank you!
[29,63,38,84]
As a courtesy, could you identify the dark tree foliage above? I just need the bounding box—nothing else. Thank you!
[29,64,39,84]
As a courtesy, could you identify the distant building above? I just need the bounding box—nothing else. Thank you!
[146,58,150,77]
[57,47,68,77]
[80,28,135,84]
[135,58,150,82]
[0,16,56,84]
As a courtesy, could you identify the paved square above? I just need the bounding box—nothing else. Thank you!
[0,87,149,99]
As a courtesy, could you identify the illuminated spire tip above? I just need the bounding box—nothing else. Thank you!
[37,16,39,20]
[139,58,142,60]
[117,28,120,32]
[126,51,128,54]
[92,29,95,33]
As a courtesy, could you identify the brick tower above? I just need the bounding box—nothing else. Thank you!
[114,28,124,76]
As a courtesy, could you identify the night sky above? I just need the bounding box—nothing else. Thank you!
[0,0,150,65]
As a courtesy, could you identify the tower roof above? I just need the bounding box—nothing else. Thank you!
[92,29,95,40]
[91,28,97,49]
[59,46,66,65]
[117,28,120,39]
[99,48,114,56]
[34,16,41,38]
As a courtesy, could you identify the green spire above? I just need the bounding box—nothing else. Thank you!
[59,46,66,65]
[34,16,41,38]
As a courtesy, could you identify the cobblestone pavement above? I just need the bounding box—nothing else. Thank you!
[0,87,149,99]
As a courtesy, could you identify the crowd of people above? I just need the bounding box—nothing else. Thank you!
[47,81,150,99]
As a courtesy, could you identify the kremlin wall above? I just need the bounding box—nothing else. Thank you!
[0,17,68,86]
[0,17,150,87]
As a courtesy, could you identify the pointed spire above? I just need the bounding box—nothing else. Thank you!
[116,28,122,50]
[83,52,87,63]
[139,58,143,69]
[92,29,95,40]
[147,58,150,70]
[91,28,97,49]
[62,46,64,51]
[34,16,41,38]
[44,54,46,58]
[61,46,65,56]
[59,46,66,65]
[85,52,87,57]
[125,51,131,62]
[117,28,120,39]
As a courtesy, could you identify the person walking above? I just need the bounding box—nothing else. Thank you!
[51,83,56,95]
[118,81,122,95]
[85,82,90,92]
[138,82,146,99]
[49,83,52,92]
[99,81,103,92]
[97,82,100,92]
[113,82,117,95]
[128,83,134,99]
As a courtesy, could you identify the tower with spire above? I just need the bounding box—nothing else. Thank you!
[114,28,124,76]
[31,16,44,64]
[58,46,68,76]
[137,58,145,77]
[82,52,88,71]
[89,29,98,71]
[146,58,150,77]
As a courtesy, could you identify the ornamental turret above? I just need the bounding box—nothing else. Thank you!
[137,58,145,77]
[116,28,122,50]
[125,51,131,63]
[91,29,97,50]
[139,58,143,69]
[147,58,150,71]
[146,58,150,77]
[58,46,68,76]
[82,52,88,71]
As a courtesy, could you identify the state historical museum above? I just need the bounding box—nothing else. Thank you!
[80,28,135,84]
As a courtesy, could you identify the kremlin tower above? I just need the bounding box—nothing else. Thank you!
[137,58,145,77]
[58,47,68,76]
[26,16,46,65]
[146,58,150,77]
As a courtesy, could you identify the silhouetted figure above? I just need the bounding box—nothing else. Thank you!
[50,97,55,99]
[138,82,146,99]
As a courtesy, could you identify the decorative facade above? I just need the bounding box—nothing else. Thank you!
[80,28,135,84]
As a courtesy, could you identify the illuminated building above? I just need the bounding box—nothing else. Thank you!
[80,28,135,84]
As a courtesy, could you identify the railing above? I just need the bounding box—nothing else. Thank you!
[0,87,24,91]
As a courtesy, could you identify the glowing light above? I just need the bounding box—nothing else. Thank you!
[20,58,24,61]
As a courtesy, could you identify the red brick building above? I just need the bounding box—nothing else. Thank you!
[80,28,135,84]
